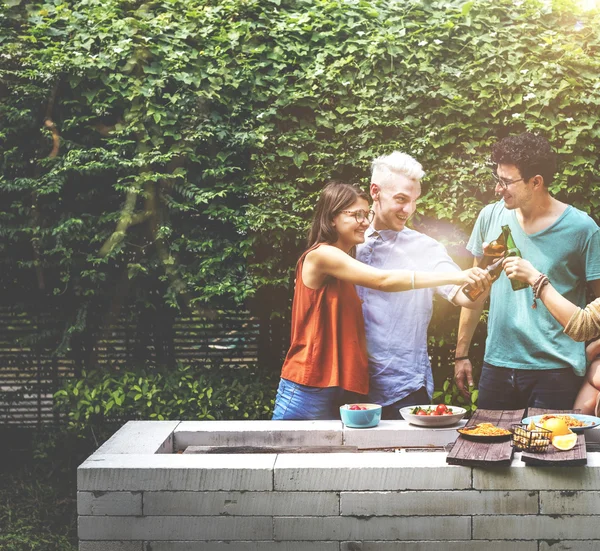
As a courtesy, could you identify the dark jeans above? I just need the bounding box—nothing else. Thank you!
[382,387,430,420]
[477,363,583,411]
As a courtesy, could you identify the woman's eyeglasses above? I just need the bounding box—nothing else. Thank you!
[340,209,375,224]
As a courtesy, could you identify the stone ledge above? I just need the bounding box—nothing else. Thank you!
[78,454,276,492]
[174,420,342,450]
[94,421,179,455]
[274,453,471,491]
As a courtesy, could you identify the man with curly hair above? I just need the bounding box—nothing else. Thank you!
[454,132,600,410]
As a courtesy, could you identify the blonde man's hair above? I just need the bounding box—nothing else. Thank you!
[371,151,425,188]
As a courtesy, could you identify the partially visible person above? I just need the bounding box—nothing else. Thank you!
[454,132,600,411]
[272,181,491,420]
[355,152,490,421]
[504,255,600,416]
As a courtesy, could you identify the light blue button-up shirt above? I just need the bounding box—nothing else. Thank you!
[356,227,460,407]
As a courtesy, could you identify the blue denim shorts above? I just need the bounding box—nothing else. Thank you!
[271,378,344,420]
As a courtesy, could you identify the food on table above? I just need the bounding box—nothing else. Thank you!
[459,422,511,437]
[552,432,578,451]
[538,414,590,429]
[512,424,551,451]
[539,417,573,442]
[410,404,454,416]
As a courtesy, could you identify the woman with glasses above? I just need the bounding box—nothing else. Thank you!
[504,255,600,417]
[272,181,492,420]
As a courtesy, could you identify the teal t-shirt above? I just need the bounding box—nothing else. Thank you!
[467,201,600,376]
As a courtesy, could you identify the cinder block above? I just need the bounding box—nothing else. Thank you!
[473,514,600,540]
[274,453,471,491]
[341,490,538,516]
[341,542,537,551]
[79,542,143,551]
[540,490,600,514]
[145,543,338,551]
[144,491,338,516]
[174,420,342,450]
[78,516,272,541]
[93,421,179,455]
[77,491,142,516]
[539,542,600,551]
[78,454,275,491]
[342,420,467,448]
[474,454,600,490]
[273,516,470,541]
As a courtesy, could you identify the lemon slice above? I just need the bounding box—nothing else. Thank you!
[552,432,578,451]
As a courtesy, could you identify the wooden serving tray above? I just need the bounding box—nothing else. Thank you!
[446,409,524,467]
[520,408,587,466]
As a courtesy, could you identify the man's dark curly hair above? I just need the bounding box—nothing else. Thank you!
[491,132,557,186]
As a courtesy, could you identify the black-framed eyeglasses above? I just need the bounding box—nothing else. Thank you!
[340,209,375,224]
[491,171,525,190]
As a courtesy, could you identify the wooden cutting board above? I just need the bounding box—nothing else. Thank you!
[520,408,587,466]
[446,409,525,466]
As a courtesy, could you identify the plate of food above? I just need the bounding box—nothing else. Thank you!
[400,404,466,427]
[457,422,513,441]
[521,413,600,433]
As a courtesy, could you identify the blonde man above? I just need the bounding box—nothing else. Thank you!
[356,152,485,420]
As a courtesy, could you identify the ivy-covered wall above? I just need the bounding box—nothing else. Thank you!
[1,0,599,365]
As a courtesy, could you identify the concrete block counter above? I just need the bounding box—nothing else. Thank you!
[78,420,600,550]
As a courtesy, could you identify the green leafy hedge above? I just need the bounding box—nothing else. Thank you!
[1,0,599,356]
[54,363,277,436]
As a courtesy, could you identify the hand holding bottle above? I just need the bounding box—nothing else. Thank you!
[462,256,503,301]
[458,266,493,291]
[503,257,541,286]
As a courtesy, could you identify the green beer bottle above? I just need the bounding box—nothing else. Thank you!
[501,224,529,291]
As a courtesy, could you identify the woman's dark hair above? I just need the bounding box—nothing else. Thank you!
[306,181,369,256]
[491,132,557,186]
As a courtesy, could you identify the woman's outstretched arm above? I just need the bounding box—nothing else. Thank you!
[304,244,491,293]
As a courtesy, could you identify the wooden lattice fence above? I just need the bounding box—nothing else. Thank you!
[0,308,262,426]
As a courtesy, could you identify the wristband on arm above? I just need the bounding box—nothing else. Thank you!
[454,356,469,361]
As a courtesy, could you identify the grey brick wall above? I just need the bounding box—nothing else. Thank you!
[78,420,600,551]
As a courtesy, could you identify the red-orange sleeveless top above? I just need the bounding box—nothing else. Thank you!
[280,244,369,395]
